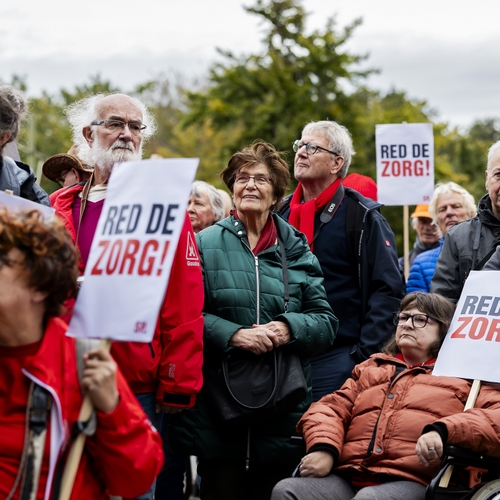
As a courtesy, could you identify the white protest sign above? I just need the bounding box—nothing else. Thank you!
[433,271,500,383]
[376,123,434,205]
[67,158,199,342]
[0,190,54,218]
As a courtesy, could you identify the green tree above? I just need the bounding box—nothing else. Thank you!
[183,0,374,157]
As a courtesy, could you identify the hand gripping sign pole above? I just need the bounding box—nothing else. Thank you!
[58,158,198,500]
[58,338,112,500]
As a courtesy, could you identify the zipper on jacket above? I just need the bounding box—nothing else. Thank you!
[240,238,261,326]
[366,364,406,457]
[254,255,260,325]
[148,342,155,358]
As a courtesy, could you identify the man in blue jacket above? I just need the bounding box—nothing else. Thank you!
[279,120,403,399]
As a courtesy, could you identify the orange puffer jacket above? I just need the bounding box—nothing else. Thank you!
[298,353,500,486]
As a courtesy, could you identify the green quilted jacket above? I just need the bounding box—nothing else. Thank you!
[170,213,338,467]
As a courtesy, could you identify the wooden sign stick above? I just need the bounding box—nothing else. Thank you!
[438,379,482,488]
[58,338,112,500]
[403,205,410,281]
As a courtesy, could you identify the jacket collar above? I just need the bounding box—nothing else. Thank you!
[217,213,311,260]
[478,194,500,227]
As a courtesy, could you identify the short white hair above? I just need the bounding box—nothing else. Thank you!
[302,120,356,178]
[64,93,156,163]
[487,140,500,169]
[191,181,225,222]
[428,181,476,229]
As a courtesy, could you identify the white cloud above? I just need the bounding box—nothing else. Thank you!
[1,0,499,128]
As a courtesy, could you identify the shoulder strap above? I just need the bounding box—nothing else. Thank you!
[76,173,94,246]
[474,246,499,271]
[8,384,52,500]
[277,236,289,313]
[345,194,367,290]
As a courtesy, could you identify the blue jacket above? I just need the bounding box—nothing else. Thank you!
[406,238,444,293]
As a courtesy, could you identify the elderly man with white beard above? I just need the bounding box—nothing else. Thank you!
[50,94,204,500]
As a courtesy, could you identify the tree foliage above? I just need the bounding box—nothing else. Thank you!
[3,0,499,253]
[183,0,373,154]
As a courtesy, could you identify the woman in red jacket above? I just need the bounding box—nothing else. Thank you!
[0,209,163,500]
[272,292,500,500]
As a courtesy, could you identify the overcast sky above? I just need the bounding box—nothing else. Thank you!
[1,0,499,129]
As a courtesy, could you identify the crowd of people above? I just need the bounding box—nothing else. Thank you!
[1,83,500,500]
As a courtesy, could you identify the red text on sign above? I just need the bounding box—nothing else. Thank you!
[90,239,170,276]
[450,316,500,342]
[381,160,430,177]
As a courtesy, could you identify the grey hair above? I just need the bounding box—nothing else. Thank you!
[0,85,27,151]
[487,140,500,169]
[428,181,476,230]
[64,93,157,163]
[302,120,356,178]
[191,181,225,222]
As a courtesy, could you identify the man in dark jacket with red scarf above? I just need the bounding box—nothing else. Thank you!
[278,120,403,399]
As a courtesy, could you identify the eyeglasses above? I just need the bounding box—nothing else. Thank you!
[91,119,146,136]
[393,312,436,328]
[292,140,340,157]
[233,174,273,187]
[55,169,70,186]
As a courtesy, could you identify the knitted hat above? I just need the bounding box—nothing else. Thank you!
[343,173,377,201]
[42,145,93,183]
[410,204,432,219]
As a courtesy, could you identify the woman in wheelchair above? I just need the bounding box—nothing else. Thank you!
[271,292,500,500]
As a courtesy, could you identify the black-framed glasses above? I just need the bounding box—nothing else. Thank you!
[91,119,146,136]
[393,312,436,328]
[233,173,273,187]
[292,140,340,157]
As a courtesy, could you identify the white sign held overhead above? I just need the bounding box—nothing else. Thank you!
[67,158,199,343]
[433,270,500,383]
[376,123,434,206]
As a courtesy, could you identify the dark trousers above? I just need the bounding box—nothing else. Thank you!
[155,414,188,500]
[198,458,292,500]
[311,345,358,401]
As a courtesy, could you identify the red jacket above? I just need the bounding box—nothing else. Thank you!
[19,317,163,499]
[298,353,500,486]
[50,184,204,407]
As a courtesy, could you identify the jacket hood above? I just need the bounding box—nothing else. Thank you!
[478,193,500,226]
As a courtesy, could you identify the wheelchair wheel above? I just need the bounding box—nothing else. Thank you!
[471,479,500,500]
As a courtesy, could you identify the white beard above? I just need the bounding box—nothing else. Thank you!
[90,137,142,179]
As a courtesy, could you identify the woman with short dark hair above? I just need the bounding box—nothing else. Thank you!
[170,141,338,500]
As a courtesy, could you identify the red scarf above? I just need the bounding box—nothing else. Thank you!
[231,211,277,255]
[288,178,342,249]
[396,352,436,368]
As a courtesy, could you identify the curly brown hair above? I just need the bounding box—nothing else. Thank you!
[383,292,456,359]
[0,209,79,319]
[220,141,290,212]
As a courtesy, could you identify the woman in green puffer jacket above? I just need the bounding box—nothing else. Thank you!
[170,141,338,500]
